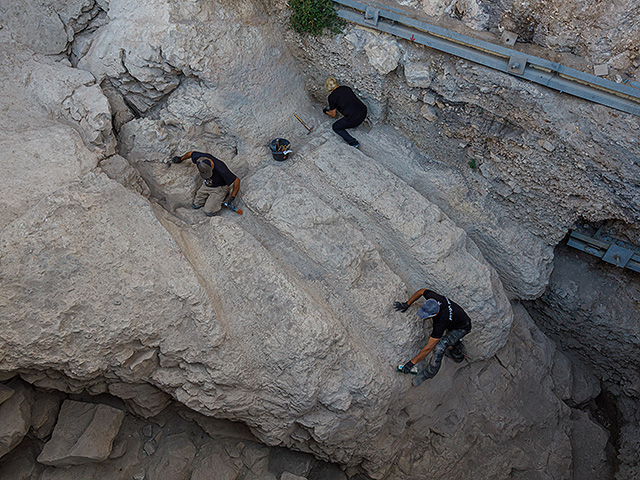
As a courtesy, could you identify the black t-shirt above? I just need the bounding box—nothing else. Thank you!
[191,152,237,187]
[328,86,367,122]
[422,290,472,339]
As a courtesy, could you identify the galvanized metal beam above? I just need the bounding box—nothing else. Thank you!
[333,0,640,116]
[567,231,640,273]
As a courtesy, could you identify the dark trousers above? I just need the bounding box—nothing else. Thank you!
[332,116,365,146]
[421,328,470,379]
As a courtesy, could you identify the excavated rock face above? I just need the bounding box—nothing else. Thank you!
[525,245,640,480]
[0,0,632,479]
[421,0,640,78]
[287,19,640,300]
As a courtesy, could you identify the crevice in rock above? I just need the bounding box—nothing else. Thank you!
[66,1,108,67]
[523,230,640,479]
[593,388,622,472]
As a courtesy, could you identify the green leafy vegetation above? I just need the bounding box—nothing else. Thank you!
[288,0,343,37]
[468,159,476,169]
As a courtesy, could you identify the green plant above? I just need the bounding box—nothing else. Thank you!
[288,0,343,37]
[468,159,476,169]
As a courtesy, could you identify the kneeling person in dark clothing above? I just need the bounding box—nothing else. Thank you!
[394,288,472,386]
[323,77,367,148]
[172,151,240,217]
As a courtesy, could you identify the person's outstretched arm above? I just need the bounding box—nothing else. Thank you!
[230,178,240,199]
[394,288,427,312]
[410,337,439,364]
[171,151,194,163]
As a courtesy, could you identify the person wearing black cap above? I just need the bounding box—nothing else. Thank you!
[172,151,240,217]
[394,289,472,386]
[323,77,367,148]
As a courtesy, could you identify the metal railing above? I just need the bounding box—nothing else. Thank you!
[334,0,640,116]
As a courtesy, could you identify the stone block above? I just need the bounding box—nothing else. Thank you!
[0,383,32,460]
[0,384,15,405]
[594,64,609,76]
[242,442,270,470]
[148,433,196,480]
[538,139,555,151]
[364,36,401,75]
[30,391,63,439]
[192,444,242,480]
[422,92,436,105]
[404,62,432,88]
[37,400,125,466]
[420,104,438,122]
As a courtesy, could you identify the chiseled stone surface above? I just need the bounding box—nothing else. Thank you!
[0,0,630,479]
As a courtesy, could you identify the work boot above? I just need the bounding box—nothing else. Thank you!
[445,344,466,363]
[396,363,419,375]
[205,211,218,217]
[192,203,202,210]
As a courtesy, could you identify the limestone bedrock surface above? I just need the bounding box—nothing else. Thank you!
[0,0,615,478]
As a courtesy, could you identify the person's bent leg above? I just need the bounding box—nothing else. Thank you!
[422,341,447,379]
[203,185,230,216]
[449,340,466,361]
[423,329,469,378]
[193,184,211,209]
[332,118,359,146]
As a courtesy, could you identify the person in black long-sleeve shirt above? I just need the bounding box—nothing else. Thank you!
[394,288,472,386]
[323,77,367,148]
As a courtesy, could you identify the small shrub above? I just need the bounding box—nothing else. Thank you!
[288,0,343,37]
[468,159,476,169]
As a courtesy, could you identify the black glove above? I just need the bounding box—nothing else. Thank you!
[394,301,409,312]
[401,361,415,374]
[225,196,236,207]
[323,107,330,114]
[171,155,182,163]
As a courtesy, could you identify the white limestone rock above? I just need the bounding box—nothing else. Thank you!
[1,44,115,158]
[98,154,151,198]
[364,35,402,75]
[0,1,619,478]
[281,139,514,359]
[0,42,101,230]
[77,0,312,145]
[404,62,432,88]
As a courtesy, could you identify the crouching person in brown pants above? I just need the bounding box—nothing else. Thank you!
[172,151,240,216]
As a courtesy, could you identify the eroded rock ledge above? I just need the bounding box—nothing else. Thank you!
[1,0,638,479]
